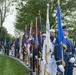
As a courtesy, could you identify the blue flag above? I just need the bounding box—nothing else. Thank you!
[34,17,39,45]
[4,38,7,46]
[16,37,20,45]
[57,2,67,75]
[38,16,42,53]
[57,2,67,57]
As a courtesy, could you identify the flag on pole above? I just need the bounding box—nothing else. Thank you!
[57,0,67,74]
[38,11,42,54]
[22,32,27,50]
[19,32,24,60]
[29,21,33,39]
[42,3,50,75]
[16,37,20,45]
[4,38,7,46]
[35,17,39,46]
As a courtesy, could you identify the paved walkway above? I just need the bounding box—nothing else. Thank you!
[73,68,76,75]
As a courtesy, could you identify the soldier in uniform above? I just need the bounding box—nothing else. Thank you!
[42,29,61,75]
[54,26,76,75]
[62,26,75,75]
[48,29,57,75]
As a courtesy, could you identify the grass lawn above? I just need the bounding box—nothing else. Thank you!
[0,55,29,75]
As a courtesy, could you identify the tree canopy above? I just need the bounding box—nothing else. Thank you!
[0,0,17,39]
[0,26,12,43]
[14,0,76,32]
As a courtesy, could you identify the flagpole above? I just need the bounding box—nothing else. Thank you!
[35,17,38,75]
[44,3,50,75]
[58,0,60,5]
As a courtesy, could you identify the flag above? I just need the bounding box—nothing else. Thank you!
[38,13,42,53]
[19,32,24,60]
[22,32,27,51]
[4,38,7,46]
[57,1,67,74]
[16,37,20,45]
[35,17,39,46]
[29,21,33,39]
[42,3,50,75]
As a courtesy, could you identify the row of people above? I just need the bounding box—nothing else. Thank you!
[0,26,76,75]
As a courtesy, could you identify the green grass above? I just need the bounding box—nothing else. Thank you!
[0,55,29,75]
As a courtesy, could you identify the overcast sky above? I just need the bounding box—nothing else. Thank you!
[3,14,15,36]
[3,6,16,36]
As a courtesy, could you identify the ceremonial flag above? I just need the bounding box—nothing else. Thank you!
[42,3,50,75]
[4,38,7,46]
[57,0,67,74]
[38,12,42,53]
[16,37,20,45]
[29,21,33,39]
[22,32,27,50]
[35,17,39,45]
[19,32,24,60]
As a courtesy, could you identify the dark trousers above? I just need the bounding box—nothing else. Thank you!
[64,63,73,75]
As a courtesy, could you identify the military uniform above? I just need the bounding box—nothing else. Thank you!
[63,26,75,75]
[54,38,65,74]
[42,29,58,75]
[64,37,75,75]
[54,26,75,75]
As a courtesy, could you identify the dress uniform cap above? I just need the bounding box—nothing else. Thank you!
[42,34,46,37]
[62,26,69,31]
[50,29,55,32]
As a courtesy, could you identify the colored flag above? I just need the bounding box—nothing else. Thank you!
[22,32,27,50]
[57,1,67,75]
[29,21,33,39]
[38,13,42,53]
[35,17,39,45]
[4,38,7,46]
[19,32,24,60]
[42,3,50,75]
[16,37,20,45]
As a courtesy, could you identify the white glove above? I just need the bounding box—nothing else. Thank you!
[58,65,65,72]
[24,43,26,47]
[69,57,75,63]
[43,60,46,64]
[30,53,33,57]
[35,55,38,59]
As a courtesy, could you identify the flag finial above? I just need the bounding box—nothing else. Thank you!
[47,3,49,7]
[39,10,40,15]
[58,0,60,5]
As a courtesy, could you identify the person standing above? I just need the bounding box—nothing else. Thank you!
[62,26,75,75]
[42,29,58,75]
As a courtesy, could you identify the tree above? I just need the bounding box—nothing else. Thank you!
[0,0,18,39]
[14,0,76,32]
[0,26,12,43]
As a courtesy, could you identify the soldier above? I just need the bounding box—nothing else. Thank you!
[42,29,59,75]
[48,29,57,75]
[62,26,75,75]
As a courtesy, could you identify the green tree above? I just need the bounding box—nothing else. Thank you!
[14,0,76,32]
[0,26,12,44]
[0,0,18,39]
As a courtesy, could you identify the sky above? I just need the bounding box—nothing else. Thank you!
[3,14,15,36]
[3,6,16,36]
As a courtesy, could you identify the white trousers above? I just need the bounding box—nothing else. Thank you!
[48,62,57,75]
